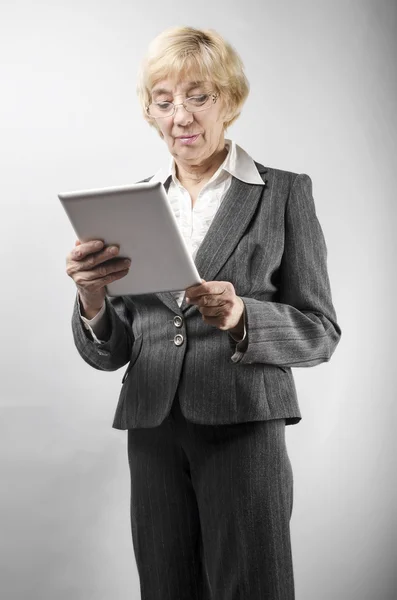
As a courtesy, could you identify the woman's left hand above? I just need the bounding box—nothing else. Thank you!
[185,279,245,336]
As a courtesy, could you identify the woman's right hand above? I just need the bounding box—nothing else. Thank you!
[66,239,131,319]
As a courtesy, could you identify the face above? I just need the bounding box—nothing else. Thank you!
[149,78,227,168]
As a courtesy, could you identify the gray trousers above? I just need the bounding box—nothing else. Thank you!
[127,393,295,600]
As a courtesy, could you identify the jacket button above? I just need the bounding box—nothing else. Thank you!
[173,315,183,328]
[174,334,184,346]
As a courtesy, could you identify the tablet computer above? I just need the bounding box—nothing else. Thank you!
[58,180,201,297]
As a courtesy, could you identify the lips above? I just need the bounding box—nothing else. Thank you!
[176,134,200,145]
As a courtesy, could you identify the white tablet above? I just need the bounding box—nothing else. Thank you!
[58,181,201,297]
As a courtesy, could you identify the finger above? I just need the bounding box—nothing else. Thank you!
[74,259,130,283]
[68,253,127,278]
[76,267,130,295]
[185,278,210,297]
[185,283,205,298]
[72,239,107,260]
[186,285,230,304]
[77,247,123,270]
[80,268,130,289]
[191,295,228,308]
[186,283,229,300]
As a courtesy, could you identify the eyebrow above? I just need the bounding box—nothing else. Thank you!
[152,81,206,97]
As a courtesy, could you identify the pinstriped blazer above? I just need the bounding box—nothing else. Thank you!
[71,161,341,429]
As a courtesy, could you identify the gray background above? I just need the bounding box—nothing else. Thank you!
[1,0,396,598]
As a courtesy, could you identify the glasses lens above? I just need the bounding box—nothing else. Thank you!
[148,102,174,118]
[185,94,213,112]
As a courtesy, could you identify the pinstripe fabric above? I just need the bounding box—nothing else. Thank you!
[71,161,341,429]
[127,393,294,599]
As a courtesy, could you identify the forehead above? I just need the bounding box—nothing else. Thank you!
[151,78,210,95]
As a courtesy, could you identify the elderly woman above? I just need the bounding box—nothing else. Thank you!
[66,26,341,600]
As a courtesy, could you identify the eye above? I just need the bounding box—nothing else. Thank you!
[188,94,209,105]
[156,101,173,110]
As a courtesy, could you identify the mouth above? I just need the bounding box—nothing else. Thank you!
[176,134,200,145]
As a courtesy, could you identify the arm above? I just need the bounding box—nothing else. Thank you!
[231,173,341,366]
[72,292,134,371]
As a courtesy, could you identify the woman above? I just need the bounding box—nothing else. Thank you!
[66,26,341,600]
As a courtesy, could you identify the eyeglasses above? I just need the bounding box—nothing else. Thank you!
[146,91,219,119]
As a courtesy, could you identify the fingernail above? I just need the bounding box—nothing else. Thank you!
[185,297,190,303]
[95,241,103,248]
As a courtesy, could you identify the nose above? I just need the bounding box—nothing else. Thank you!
[172,103,194,126]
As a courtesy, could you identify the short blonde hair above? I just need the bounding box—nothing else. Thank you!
[136,26,250,136]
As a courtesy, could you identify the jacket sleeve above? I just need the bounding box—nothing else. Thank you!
[71,293,134,371]
[79,300,110,343]
[231,173,341,367]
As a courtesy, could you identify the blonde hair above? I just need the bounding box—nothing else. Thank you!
[136,26,250,137]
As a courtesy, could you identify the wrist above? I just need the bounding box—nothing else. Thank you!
[229,322,244,340]
[79,294,105,319]
[229,298,245,339]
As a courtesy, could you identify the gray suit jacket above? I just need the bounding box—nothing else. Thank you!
[72,162,341,429]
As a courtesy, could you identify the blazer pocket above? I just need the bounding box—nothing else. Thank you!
[121,334,143,383]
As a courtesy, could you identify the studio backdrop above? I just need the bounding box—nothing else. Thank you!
[1,1,396,599]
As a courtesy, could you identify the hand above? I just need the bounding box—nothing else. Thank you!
[66,240,131,317]
[185,279,245,335]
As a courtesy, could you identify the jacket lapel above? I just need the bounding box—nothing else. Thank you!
[156,164,268,315]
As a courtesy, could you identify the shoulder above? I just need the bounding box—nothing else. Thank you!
[254,161,313,194]
[254,160,300,181]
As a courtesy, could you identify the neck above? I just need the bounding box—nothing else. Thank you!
[174,139,228,188]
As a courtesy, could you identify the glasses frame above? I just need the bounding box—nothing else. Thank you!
[146,91,220,119]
